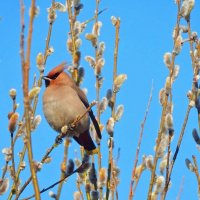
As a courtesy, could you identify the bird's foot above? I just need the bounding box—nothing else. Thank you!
[68,123,76,131]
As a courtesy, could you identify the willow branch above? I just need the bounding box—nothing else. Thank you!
[192,155,200,198]
[56,139,70,200]
[166,105,191,192]
[147,2,181,198]
[129,83,153,200]
[106,17,120,200]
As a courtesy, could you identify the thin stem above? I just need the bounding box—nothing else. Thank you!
[56,139,70,200]
[106,17,120,200]
[176,176,184,200]
[192,155,200,198]
[129,83,153,200]
[132,162,146,195]
[8,145,26,200]
[147,3,181,198]
[111,19,120,117]
[14,144,57,200]
[167,105,191,191]
[22,0,40,199]
[32,1,54,115]
[23,160,90,200]
[161,135,172,200]
[10,133,18,194]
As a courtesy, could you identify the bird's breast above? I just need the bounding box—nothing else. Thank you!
[42,85,89,135]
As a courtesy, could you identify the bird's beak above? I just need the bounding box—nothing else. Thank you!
[42,76,52,81]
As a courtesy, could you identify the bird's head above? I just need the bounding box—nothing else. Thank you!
[43,62,68,87]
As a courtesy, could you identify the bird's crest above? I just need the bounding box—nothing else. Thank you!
[47,62,67,79]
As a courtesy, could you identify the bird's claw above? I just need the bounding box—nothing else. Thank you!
[69,123,76,131]
[55,136,63,144]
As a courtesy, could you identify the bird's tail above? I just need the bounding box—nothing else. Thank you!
[73,131,98,155]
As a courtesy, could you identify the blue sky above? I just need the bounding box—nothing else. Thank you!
[0,1,200,199]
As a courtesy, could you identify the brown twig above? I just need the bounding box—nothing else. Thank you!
[21,0,40,199]
[161,134,172,200]
[176,176,184,200]
[10,132,18,194]
[192,155,200,198]
[147,2,181,198]
[166,105,191,195]
[32,0,55,115]
[56,139,70,200]
[106,17,120,200]
[129,83,153,200]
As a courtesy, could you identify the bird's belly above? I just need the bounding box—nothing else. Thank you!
[43,89,89,135]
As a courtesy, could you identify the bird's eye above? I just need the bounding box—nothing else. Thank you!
[51,72,60,80]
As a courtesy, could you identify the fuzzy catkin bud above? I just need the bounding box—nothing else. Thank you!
[159,158,167,174]
[98,168,107,185]
[9,89,17,100]
[32,115,42,130]
[111,16,118,26]
[159,88,165,106]
[165,113,173,129]
[95,58,105,76]
[47,7,57,23]
[172,65,180,81]
[20,161,26,171]
[53,2,66,12]
[46,46,54,56]
[8,113,19,134]
[173,35,183,54]
[97,42,105,57]
[106,117,115,137]
[36,52,44,72]
[73,191,81,200]
[180,0,195,19]
[85,56,96,68]
[85,33,97,47]
[164,76,172,94]
[0,178,9,195]
[113,74,127,93]
[145,155,153,170]
[115,105,124,121]
[28,87,40,100]
[163,52,172,69]
[92,21,102,36]
[156,176,165,188]
[99,97,108,114]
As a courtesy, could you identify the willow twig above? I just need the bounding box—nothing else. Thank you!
[129,83,153,200]
[192,155,200,198]
[56,139,70,200]
[161,134,172,200]
[176,176,184,200]
[23,159,90,200]
[147,3,181,198]
[21,0,40,199]
[106,17,120,200]
[166,105,191,194]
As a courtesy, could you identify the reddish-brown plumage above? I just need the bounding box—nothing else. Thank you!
[42,63,101,153]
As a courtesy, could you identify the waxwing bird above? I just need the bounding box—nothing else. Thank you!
[42,62,101,154]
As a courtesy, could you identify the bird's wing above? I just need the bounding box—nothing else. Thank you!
[74,86,102,140]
